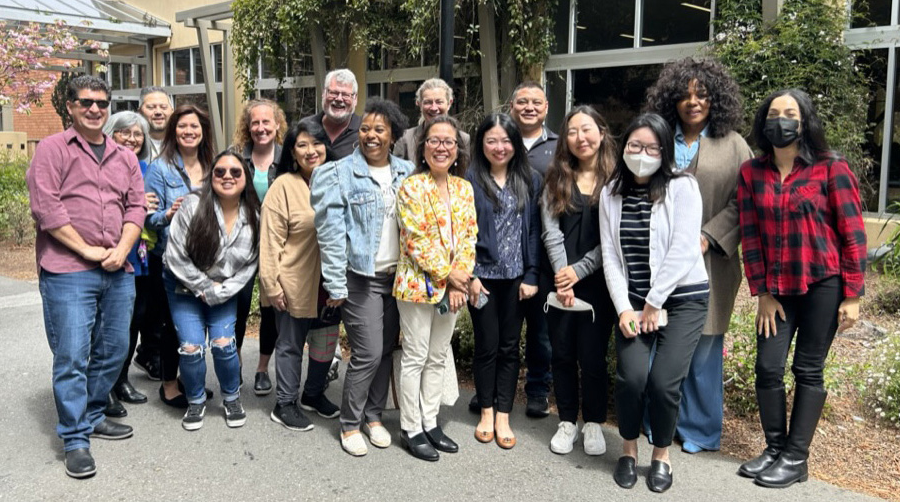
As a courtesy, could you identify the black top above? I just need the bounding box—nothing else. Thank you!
[89,139,106,163]
[302,112,362,160]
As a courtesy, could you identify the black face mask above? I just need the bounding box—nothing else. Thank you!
[763,117,800,148]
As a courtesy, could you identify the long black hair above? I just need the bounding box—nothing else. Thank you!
[752,88,832,165]
[608,113,680,202]
[469,113,533,211]
[544,105,617,216]
[185,151,261,271]
[276,119,335,178]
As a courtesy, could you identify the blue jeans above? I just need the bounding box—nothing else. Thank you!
[39,268,135,452]
[164,271,240,404]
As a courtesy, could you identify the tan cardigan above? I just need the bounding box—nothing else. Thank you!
[259,172,321,318]
[687,130,753,335]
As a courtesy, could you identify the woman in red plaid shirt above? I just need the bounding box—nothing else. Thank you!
[737,89,866,488]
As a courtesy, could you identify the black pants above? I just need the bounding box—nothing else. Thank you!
[548,275,616,424]
[616,299,707,448]
[117,274,151,384]
[147,253,179,382]
[470,277,524,413]
[756,276,843,391]
[234,274,278,355]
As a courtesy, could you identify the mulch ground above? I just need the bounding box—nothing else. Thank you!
[3,240,898,500]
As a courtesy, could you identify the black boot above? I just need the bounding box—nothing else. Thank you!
[738,386,786,478]
[103,391,127,418]
[755,385,827,488]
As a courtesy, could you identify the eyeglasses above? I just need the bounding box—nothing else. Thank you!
[75,98,110,109]
[425,137,458,149]
[213,167,243,179]
[114,130,144,140]
[625,141,662,156]
[326,90,356,100]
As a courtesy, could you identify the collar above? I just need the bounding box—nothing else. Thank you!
[348,148,405,179]
[65,127,113,155]
[675,123,709,142]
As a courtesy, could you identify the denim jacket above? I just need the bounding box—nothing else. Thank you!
[144,154,196,257]
[310,148,414,299]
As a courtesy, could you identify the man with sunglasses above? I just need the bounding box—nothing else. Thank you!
[302,69,361,159]
[26,75,147,479]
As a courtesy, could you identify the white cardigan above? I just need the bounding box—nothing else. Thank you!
[599,175,709,315]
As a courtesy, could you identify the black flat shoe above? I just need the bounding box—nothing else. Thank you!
[115,380,148,404]
[400,431,439,461]
[468,395,479,414]
[614,456,637,489]
[424,426,459,453]
[91,419,133,440]
[133,354,161,381]
[526,397,550,418]
[646,460,673,493]
[159,385,189,409]
[64,448,96,479]
[103,392,127,418]
[176,380,214,400]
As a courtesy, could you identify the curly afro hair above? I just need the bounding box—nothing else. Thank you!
[644,57,743,138]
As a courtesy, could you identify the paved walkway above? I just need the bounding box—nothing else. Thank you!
[0,276,880,501]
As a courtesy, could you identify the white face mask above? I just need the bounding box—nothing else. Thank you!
[543,292,595,323]
[624,153,662,178]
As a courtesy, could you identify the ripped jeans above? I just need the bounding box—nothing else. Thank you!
[164,271,241,405]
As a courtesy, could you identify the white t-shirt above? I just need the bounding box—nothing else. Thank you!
[148,137,163,161]
[370,165,400,272]
[522,135,539,151]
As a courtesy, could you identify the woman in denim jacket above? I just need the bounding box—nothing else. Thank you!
[143,104,216,408]
[310,98,413,457]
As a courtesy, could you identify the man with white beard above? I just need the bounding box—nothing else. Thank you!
[303,69,362,159]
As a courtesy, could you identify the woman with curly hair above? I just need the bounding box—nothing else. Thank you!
[230,99,288,396]
[644,57,753,454]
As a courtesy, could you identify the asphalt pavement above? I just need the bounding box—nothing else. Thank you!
[0,275,880,501]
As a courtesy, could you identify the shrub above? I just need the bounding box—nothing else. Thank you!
[0,154,34,244]
[860,333,900,427]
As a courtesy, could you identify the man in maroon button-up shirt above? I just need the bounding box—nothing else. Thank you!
[26,75,146,479]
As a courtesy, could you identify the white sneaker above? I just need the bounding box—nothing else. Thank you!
[363,422,392,448]
[550,421,579,454]
[582,422,606,455]
[341,432,368,457]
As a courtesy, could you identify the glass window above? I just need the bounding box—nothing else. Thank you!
[110,63,122,90]
[192,47,205,84]
[173,49,191,85]
[852,0,893,28]
[642,0,711,46]
[552,0,571,54]
[576,0,635,51]
[212,44,223,82]
[261,87,318,124]
[163,52,172,86]
[545,71,569,131]
[571,64,663,134]
[853,49,888,210]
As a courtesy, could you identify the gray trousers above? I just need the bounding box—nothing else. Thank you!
[340,272,400,432]
[274,312,334,406]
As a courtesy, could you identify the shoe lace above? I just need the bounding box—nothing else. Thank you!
[225,400,244,415]
[186,404,204,418]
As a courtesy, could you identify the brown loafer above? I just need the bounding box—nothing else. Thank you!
[496,435,516,449]
[475,428,494,443]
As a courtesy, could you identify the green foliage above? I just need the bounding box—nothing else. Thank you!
[873,201,900,279]
[859,333,900,427]
[0,154,34,245]
[709,0,875,205]
[452,307,474,370]
[504,0,557,80]
[51,72,82,130]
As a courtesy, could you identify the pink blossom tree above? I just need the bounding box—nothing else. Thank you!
[0,20,106,114]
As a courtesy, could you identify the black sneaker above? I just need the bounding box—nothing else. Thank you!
[182,403,206,431]
[133,355,161,381]
[253,372,272,396]
[526,396,550,418]
[271,402,314,431]
[300,392,340,419]
[224,398,247,428]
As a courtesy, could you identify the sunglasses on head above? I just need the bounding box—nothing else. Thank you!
[213,167,243,179]
[75,98,110,109]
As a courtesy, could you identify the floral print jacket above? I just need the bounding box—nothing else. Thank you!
[393,172,478,304]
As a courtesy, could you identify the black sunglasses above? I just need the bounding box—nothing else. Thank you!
[213,167,243,179]
[74,98,110,109]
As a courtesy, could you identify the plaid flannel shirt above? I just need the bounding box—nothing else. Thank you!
[164,193,259,305]
[738,154,866,298]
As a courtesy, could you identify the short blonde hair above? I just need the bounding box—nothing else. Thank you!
[232,99,288,151]
[415,78,454,105]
